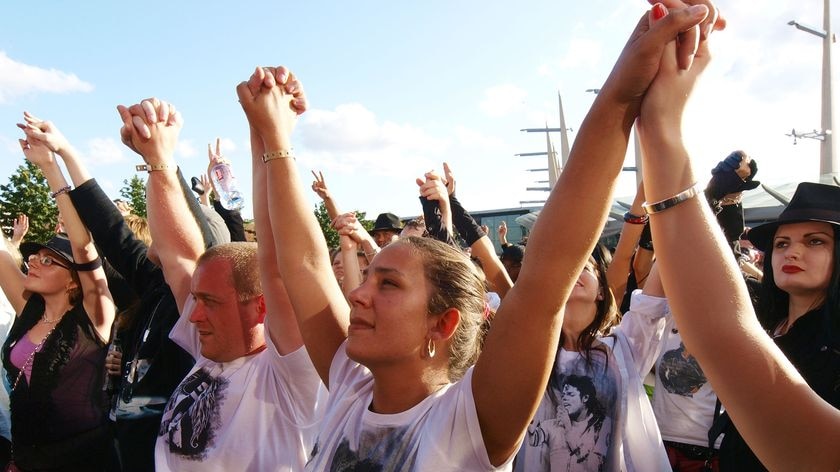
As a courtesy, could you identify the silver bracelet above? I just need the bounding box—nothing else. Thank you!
[643,184,700,215]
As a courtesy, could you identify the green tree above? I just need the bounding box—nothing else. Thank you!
[120,175,147,218]
[313,202,373,250]
[358,212,374,232]
[314,202,339,249]
[0,160,58,244]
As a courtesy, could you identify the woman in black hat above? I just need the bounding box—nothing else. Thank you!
[714,182,840,471]
[0,114,115,471]
[633,11,840,469]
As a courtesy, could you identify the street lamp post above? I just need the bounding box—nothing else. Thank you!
[789,0,837,183]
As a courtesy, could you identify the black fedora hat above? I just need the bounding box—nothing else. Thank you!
[371,213,403,233]
[20,234,77,269]
[748,182,840,251]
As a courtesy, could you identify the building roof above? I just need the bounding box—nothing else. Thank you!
[514,181,810,238]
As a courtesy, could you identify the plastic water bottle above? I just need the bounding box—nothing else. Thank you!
[210,162,245,211]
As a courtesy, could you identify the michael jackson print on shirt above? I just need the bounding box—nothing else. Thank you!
[312,424,422,472]
[518,347,621,472]
[158,368,229,460]
[658,341,707,397]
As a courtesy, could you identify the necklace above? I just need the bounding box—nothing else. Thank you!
[13,325,58,390]
[40,317,59,324]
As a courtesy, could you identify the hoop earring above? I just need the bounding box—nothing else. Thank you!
[427,338,436,359]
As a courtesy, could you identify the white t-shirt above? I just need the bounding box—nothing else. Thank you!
[155,297,326,471]
[0,291,14,441]
[305,342,515,471]
[514,291,670,472]
[517,346,622,472]
[653,316,721,448]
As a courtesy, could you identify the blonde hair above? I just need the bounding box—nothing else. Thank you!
[196,242,261,302]
[397,237,486,381]
[124,214,152,247]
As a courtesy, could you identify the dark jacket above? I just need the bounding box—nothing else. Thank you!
[70,178,195,472]
[719,305,840,471]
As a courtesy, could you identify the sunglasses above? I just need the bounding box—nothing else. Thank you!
[27,254,72,270]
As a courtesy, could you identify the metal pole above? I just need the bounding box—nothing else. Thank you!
[820,0,837,182]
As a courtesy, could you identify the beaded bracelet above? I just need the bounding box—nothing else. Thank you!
[50,185,72,199]
[263,149,295,163]
[623,211,649,225]
[643,184,700,215]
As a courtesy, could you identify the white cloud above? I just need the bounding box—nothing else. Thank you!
[100,179,117,193]
[479,84,528,118]
[219,138,237,154]
[177,139,197,159]
[454,125,505,151]
[83,138,126,165]
[0,51,93,104]
[297,103,447,178]
[554,37,602,71]
[0,135,21,154]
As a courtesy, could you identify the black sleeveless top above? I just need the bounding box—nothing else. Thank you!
[1,294,110,469]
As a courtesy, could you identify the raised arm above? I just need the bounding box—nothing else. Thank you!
[29,118,157,294]
[606,182,648,300]
[18,115,114,339]
[636,6,840,470]
[20,113,94,188]
[470,5,712,464]
[311,170,342,221]
[498,221,511,247]
[443,169,513,298]
[250,126,304,355]
[332,211,379,263]
[0,237,26,314]
[331,213,366,295]
[117,98,203,312]
[239,66,348,384]
[10,214,29,248]
[416,170,453,237]
[0,214,29,312]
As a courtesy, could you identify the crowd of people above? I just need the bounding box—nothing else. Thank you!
[0,0,838,471]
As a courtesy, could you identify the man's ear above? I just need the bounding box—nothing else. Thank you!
[429,307,460,342]
[254,294,267,323]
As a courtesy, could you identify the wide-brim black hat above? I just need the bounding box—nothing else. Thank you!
[20,234,76,269]
[748,182,840,251]
[371,213,403,233]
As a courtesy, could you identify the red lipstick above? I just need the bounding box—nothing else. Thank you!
[781,265,803,274]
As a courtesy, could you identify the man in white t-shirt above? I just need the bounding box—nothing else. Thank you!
[155,244,325,471]
[118,98,325,471]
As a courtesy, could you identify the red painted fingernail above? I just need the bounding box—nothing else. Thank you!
[652,3,667,21]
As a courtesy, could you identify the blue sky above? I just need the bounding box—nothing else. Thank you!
[0,1,836,220]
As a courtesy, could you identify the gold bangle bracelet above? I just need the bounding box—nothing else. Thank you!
[643,184,700,214]
[263,149,295,163]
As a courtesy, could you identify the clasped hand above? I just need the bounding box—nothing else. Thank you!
[116,97,182,166]
[237,66,307,143]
